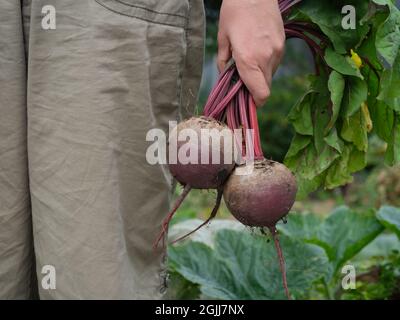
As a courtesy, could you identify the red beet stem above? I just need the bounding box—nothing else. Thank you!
[269,226,291,300]
[227,100,243,160]
[170,189,223,244]
[285,22,328,42]
[279,0,303,14]
[153,184,192,250]
[248,95,264,159]
[238,88,250,130]
[226,100,235,129]
[209,79,243,118]
[204,68,235,116]
[238,88,250,157]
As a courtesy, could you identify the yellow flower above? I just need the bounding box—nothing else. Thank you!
[350,49,362,69]
[361,102,373,132]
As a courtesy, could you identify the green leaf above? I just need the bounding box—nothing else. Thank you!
[372,0,394,6]
[314,206,384,272]
[297,0,370,53]
[358,18,383,71]
[356,234,400,261]
[313,89,331,153]
[325,48,363,79]
[169,219,245,246]
[286,134,312,158]
[341,110,369,152]
[384,113,400,165]
[325,145,354,188]
[376,206,400,239]
[168,241,237,300]
[294,174,325,200]
[324,144,366,189]
[324,128,344,154]
[327,71,345,131]
[278,207,384,278]
[348,147,367,173]
[167,272,201,300]
[342,76,368,117]
[370,101,395,142]
[278,213,322,241]
[378,52,400,112]
[373,1,400,67]
[288,91,314,136]
[287,142,339,181]
[285,139,339,198]
[168,230,330,300]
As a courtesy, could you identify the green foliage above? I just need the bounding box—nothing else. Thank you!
[285,0,400,197]
[168,229,329,300]
[377,205,400,238]
[168,203,400,300]
[167,272,201,300]
[355,233,400,261]
[325,48,364,79]
[341,250,400,300]
[279,206,384,274]
[296,0,370,53]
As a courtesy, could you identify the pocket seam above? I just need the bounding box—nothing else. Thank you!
[113,0,187,19]
[95,0,188,29]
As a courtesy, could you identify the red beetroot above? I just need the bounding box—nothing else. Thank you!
[153,116,235,248]
[223,159,297,300]
[223,159,297,228]
[168,116,235,189]
[216,86,297,300]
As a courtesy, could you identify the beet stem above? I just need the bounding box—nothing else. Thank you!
[248,95,264,158]
[153,184,192,250]
[269,226,291,300]
[170,189,223,244]
[204,68,235,116]
[209,79,243,118]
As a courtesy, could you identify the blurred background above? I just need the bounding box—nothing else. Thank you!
[167,0,400,300]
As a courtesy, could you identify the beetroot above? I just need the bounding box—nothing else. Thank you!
[223,159,297,228]
[168,116,235,189]
[154,66,241,249]
[205,77,297,299]
[224,159,297,299]
[153,116,235,248]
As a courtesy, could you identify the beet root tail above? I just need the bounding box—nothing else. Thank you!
[170,189,223,245]
[153,184,192,250]
[270,226,291,300]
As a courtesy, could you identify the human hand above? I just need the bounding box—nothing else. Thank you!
[218,0,285,106]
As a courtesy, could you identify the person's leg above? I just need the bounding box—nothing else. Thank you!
[26,0,204,299]
[0,0,36,299]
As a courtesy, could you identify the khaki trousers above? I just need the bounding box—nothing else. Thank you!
[0,0,204,299]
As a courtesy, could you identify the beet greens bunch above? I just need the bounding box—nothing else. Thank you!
[281,0,400,197]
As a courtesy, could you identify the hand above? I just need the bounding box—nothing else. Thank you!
[218,0,285,106]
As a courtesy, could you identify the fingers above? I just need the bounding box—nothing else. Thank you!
[217,27,285,107]
[218,30,270,106]
[235,39,285,107]
[217,32,231,73]
[271,41,285,75]
[234,52,271,107]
